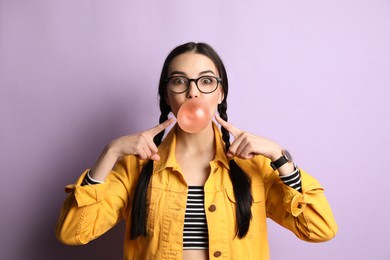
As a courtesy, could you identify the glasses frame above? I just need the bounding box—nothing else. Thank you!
[165,75,222,94]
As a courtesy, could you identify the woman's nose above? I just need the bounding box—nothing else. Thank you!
[186,81,200,98]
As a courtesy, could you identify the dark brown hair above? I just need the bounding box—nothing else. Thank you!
[130,42,253,239]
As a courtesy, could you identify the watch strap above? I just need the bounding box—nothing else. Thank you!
[270,155,288,170]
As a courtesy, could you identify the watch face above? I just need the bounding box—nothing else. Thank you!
[282,150,293,161]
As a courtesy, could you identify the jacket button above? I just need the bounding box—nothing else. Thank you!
[209,205,217,212]
[214,251,222,257]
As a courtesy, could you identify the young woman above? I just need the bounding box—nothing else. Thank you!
[56,42,337,260]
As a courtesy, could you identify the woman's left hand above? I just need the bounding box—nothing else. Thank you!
[215,114,283,161]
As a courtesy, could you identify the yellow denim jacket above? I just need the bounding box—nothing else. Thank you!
[56,124,338,260]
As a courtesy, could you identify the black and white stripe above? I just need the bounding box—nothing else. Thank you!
[81,170,105,186]
[280,166,302,192]
[183,186,209,250]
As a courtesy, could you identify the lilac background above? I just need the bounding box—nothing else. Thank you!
[1,0,389,259]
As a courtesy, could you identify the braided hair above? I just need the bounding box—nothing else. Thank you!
[129,105,169,239]
[130,42,253,239]
[218,100,253,238]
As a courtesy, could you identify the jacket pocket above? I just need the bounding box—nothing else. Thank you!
[225,185,266,238]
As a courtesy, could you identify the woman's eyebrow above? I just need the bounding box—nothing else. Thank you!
[169,70,216,77]
[198,70,216,76]
[169,71,186,76]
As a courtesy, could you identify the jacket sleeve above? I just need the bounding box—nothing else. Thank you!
[55,157,135,245]
[264,165,338,242]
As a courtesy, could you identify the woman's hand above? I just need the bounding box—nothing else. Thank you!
[89,118,175,181]
[109,117,175,161]
[215,115,283,161]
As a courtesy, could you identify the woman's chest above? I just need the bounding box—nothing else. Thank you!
[176,153,212,186]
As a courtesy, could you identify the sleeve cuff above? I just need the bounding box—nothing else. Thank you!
[283,169,323,217]
[280,164,302,192]
[81,170,105,186]
[64,170,109,207]
[284,192,311,217]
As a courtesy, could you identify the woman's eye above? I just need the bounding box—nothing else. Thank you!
[201,78,213,84]
[173,78,186,85]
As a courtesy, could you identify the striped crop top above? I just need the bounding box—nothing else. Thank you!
[183,186,209,250]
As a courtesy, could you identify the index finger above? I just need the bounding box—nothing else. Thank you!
[146,117,176,137]
[215,114,242,138]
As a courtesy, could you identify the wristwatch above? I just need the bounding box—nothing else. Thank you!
[270,150,293,170]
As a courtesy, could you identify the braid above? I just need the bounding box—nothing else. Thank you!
[130,102,171,239]
[218,100,253,238]
[130,160,153,239]
[218,101,230,151]
[154,98,171,145]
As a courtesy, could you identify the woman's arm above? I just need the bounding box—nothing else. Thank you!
[89,117,175,182]
[264,167,338,242]
[55,118,174,245]
[55,158,133,245]
[215,115,296,176]
[215,115,337,241]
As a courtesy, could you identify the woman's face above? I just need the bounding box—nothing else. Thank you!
[165,52,224,118]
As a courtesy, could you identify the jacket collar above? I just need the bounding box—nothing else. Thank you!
[153,122,230,174]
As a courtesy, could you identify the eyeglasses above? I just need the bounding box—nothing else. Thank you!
[165,76,222,94]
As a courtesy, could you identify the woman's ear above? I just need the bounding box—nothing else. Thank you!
[218,88,225,104]
[165,92,171,106]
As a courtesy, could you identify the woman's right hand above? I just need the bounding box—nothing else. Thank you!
[109,117,175,161]
[89,118,175,181]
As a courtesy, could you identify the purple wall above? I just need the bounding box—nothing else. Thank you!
[1,1,389,259]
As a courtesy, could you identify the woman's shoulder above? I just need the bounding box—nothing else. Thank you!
[112,155,149,177]
[234,155,275,182]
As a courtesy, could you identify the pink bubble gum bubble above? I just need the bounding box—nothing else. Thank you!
[177,99,211,133]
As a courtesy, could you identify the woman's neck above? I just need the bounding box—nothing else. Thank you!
[175,123,216,186]
[175,123,215,155]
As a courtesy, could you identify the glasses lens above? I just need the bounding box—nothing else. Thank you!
[197,76,219,93]
[168,77,188,93]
